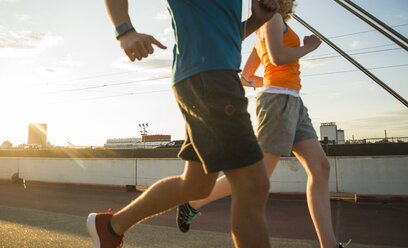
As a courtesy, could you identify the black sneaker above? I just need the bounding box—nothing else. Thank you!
[176,203,201,233]
[339,239,352,248]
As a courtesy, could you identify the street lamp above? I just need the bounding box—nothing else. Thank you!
[139,123,148,148]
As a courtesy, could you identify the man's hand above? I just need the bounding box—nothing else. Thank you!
[119,30,167,61]
[251,0,278,24]
[303,34,322,52]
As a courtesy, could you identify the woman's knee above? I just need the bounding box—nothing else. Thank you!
[309,159,330,184]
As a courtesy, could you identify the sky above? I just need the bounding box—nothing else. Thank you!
[0,0,407,147]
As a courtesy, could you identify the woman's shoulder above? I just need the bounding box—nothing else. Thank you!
[267,13,285,29]
[271,13,284,23]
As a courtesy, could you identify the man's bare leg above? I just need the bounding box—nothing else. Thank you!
[190,152,280,210]
[224,160,270,248]
[292,138,337,248]
[110,160,218,235]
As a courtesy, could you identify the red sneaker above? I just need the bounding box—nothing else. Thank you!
[87,209,124,248]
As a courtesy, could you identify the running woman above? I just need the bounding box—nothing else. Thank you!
[177,1,350,247]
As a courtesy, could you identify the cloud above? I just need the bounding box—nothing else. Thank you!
[36,66,67,76]
[155,33,168,43]
[0,28,63,57]
[51,59,81,67]
[153,26,173,45]
[350,40,360,48]
[299,57,334,68]
[398,12,408,20]
[155,10,170,21]
[0,30,61,49]
[112,56,172,72]
[45,68,57,73]
[35,58,82,75]
[327,92,341,99]
[163,26,173,35]
[351,80,368,89]
[14,13,31,22]
[18,58,35,66]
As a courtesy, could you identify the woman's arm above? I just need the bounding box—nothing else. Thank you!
[241,46,264,87]
[263,14,321,66]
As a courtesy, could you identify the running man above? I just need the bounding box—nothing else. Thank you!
[86,1,277,248]
[177,1,351,247]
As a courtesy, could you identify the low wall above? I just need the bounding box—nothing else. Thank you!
[335,156,408,195]
[0,156,407,196]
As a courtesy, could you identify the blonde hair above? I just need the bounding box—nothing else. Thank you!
[277,0,296,21]
[255,0,296,38]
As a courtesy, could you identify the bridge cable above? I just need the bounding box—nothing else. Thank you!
[293,14,408,108]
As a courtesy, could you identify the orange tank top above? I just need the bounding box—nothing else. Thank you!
[256,23,301,91]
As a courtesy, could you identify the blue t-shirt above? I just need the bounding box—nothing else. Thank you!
[166,0,242,84]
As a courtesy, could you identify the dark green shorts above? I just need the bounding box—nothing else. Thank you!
[172,70,263,174]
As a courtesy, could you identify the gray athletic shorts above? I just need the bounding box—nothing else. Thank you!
[173,70,263,174]
[255,92,317,156]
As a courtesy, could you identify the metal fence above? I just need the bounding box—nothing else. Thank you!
[346,137,408,144]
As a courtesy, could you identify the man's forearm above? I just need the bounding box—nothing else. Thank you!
[241,16,263,40]
[242,0,278,40]
[105,0,131,27]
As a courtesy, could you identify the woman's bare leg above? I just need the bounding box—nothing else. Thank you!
[292,138,337,248]
[190,152,280,210]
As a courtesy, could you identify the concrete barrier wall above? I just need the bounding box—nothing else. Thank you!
[0,158,136,186]
[335,156,408,195]
[0,156,407,196]
[136,159,184,186]
[0,158,20,180]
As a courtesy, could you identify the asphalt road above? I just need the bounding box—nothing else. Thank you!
[0,182,406,248]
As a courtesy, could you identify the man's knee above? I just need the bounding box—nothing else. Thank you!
[180,175,216,200]
[188,181,214,200]
[234,176,270,211]
[178,160,218,200]
[226,162,270,203]
[244,173,270,198]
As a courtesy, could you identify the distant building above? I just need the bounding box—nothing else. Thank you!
[337,129,345,144]
[28,123,47,149]
[104,138,142,149]
[105,135,171,149]
[142,134,171,142]
[142,135,172,149]
[0,140,13,149]
[320,122,345,144]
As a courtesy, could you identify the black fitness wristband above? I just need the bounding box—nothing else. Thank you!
[115,22,134,40]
